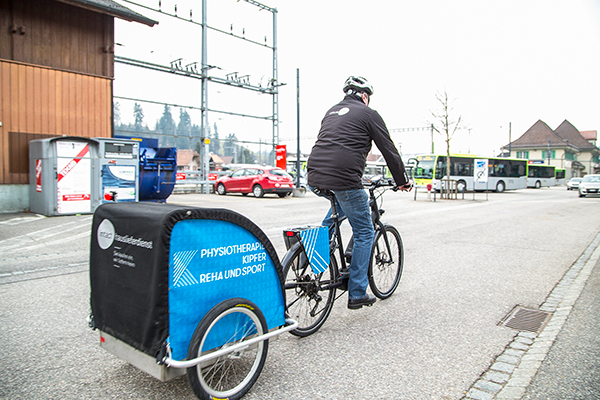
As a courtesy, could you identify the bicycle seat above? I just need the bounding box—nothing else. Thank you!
[313,187,334,198]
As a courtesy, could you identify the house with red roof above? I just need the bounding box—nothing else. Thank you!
[503,120,600,177]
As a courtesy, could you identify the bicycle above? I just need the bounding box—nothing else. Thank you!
[281,178,405,337]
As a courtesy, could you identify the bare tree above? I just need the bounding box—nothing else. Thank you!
[429,90,466,196]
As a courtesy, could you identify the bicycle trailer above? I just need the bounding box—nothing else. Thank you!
[89,202,297,399]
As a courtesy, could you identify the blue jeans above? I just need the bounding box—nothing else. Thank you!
[310,187,374,300]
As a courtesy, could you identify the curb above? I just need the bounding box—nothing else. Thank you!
[463,231,600,400]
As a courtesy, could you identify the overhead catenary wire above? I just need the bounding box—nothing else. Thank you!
[119,0,275,49]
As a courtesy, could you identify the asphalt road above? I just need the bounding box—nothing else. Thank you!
[0,186,598,399]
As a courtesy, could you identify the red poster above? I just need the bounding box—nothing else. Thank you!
[276,145,286,170]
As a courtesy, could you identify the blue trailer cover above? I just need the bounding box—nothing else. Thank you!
[169,219,284,360]
[90,202,285,360]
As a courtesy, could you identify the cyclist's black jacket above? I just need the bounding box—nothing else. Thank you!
[307,95,409,191]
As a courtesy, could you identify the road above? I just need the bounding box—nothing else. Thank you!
[0,187,598,399]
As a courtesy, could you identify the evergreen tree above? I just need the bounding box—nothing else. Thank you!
[133,103,144,131]
[242,147,256,164]
[225,133,237,160]
[176,108,192,149]
[156,104,176,147]
[210,122,221,155]
[113,102,122,128]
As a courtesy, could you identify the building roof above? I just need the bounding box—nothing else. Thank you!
[580,130,597,141]
[54,0,158,26]
[555,120,597,151]
[177,149,200,166]
[220,156,234,165]
[509,120,565,149]
[506,119,599,154]
[210,154,225,164]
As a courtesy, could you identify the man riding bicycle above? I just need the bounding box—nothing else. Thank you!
[307,76,412,310]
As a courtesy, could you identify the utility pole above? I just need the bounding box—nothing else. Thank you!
[508,122,512,157]
[296,68,301,189]
[272,8,280,163]
[430,124,434,153]
[200,0,209,192]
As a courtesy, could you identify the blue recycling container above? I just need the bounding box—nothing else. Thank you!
[116,136,177,202]
[139,146,177,202]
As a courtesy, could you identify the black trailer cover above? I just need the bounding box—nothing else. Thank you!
[89,202,284,359]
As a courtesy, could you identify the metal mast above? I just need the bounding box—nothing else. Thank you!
[272,8,279,155]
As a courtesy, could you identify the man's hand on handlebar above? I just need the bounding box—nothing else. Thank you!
[394,181,414,192]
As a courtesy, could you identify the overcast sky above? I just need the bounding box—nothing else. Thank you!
[114,0,600,158]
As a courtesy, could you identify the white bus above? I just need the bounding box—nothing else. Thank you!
[413,154,528,192]
[526,163,556,188]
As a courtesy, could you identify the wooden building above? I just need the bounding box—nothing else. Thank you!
[0,0,156,212]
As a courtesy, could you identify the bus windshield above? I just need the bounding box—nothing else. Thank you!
[414,159,435,179]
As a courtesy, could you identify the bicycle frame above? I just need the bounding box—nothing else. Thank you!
[316,179,397,287]
[282,178,404,337]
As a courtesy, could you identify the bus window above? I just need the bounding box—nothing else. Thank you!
[450,157,473,177]
[436,157,446,179]
[510,161,526,177]
[489,161,508,177]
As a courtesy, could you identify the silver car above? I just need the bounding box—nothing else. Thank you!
[578,174,600,197]
[567,177,582,190]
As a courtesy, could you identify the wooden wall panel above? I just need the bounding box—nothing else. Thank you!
[1,61,8,183]
[0,0,11,58]
[1,0,114,78]
[0,60,112,184]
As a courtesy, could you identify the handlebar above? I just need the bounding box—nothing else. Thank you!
[367,177,413,192]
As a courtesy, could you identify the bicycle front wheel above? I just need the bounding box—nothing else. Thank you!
[368,225,403,299]
[187,298,268,400]
[282,243,337,337]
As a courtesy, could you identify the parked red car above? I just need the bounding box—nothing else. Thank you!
[215,166,295,198]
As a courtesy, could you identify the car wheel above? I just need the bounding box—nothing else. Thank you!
[242,193,248,196]
[277,193,286,198]
[252,185,264,198]
[216,183,227,195]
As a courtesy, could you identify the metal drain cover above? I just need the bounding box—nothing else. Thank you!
[500,306,552,333]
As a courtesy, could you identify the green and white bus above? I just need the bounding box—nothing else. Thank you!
[526,162,556,188]
[413,154,528,192]
[555,168,566,186]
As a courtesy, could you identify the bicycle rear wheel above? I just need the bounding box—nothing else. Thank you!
[282,243,337,337]
[368,225,403,299]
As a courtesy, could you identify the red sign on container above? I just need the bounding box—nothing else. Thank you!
[36,159,42,192]
[276,145,286,170]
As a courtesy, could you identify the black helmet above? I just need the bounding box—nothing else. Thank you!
[343,76,374,96]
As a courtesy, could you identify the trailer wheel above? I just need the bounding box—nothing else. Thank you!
[187,298,268,400]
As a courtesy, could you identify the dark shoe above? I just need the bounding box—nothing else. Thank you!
[348,294,376,310]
